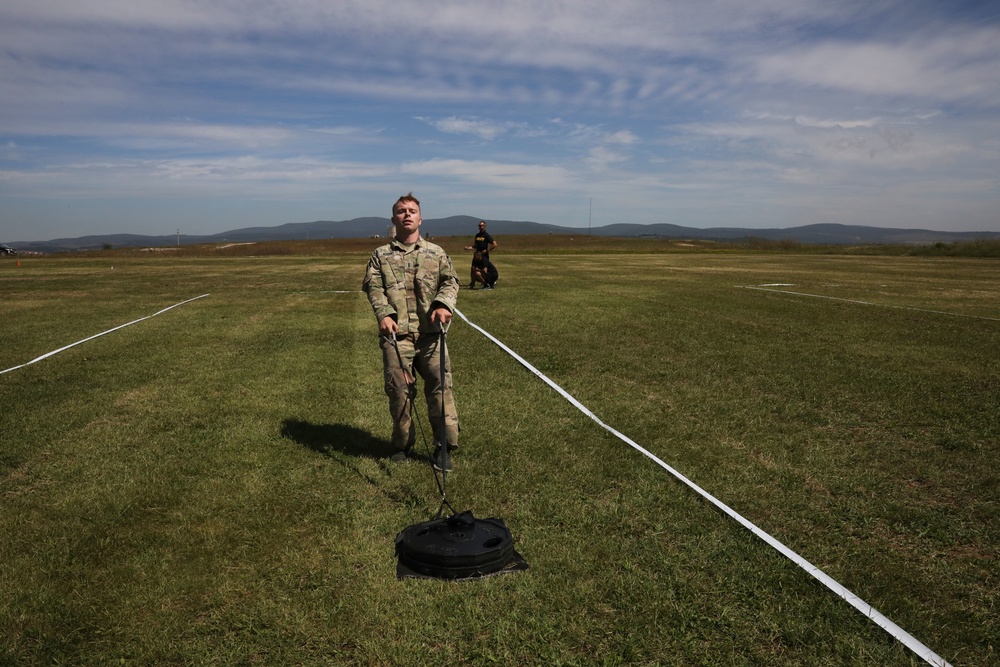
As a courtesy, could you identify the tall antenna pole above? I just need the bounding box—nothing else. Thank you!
[176,229,180,246]
[589,197,592,237]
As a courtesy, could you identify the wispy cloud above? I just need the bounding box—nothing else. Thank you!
[418,117,520,141]
[751,31,1000,104]
[401,158,575,190]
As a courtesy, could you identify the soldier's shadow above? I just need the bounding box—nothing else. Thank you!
[280,418,394,459]
[281,418,427,509]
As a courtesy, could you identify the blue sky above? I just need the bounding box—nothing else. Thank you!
[2,0,999,242]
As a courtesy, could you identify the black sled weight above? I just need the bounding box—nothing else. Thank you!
[393,323,526,580]
[395,511,526,580]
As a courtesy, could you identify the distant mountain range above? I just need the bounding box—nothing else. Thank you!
[11,216,1000,252]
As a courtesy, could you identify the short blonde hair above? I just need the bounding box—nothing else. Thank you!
[393,192,420,213]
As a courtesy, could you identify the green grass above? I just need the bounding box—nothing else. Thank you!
[1,250,997,665]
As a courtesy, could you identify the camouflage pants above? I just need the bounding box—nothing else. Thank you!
[380,332,459,452]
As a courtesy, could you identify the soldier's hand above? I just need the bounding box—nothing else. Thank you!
[379,316,398,336]
[430,308,452,326]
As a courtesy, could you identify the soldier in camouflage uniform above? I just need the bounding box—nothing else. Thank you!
[362,193,460,468]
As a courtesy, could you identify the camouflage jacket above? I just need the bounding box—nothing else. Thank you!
[362,237,459,335]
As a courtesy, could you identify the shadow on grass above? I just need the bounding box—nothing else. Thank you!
[281,418,428,509]
[280,418,394,459]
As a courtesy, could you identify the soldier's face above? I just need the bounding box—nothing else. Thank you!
[392,201,422,234]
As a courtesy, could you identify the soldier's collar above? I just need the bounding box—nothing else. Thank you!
[391,236,422,252]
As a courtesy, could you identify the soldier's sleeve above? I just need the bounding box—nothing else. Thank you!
[431,251,460,312]
[362,250,397,323]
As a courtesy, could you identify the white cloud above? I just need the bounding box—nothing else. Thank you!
[418,117,513,141]
[400,158,574,189]
[585,146,629,171]
[675,108,998,173]
[794,116,881,129]
[605,130,638,145]
[0,1,894,116]
[1,155,392,201]
[752,30,1000,104]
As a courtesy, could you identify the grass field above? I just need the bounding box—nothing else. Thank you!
[1,245,997,666]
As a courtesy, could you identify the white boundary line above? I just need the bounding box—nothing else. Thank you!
[1,294,210,376]
[741,285,1000,323]
[454,307,951,667]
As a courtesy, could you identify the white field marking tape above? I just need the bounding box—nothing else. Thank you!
[741,285,1000,323]
[0,294,210,376]
[453,307,952,667]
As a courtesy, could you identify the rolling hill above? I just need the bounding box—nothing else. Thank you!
[11,217,999,253]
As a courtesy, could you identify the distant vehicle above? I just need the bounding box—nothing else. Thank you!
[0,243,18,256]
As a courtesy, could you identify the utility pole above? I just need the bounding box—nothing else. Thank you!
[176,229,180,246]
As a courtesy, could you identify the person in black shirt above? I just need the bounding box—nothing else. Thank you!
[464,220,498,289]
[470,250,499,289]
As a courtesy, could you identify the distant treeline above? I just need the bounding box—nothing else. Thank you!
[728,236,1000,257]
[905,239,1000,258]
[49,235,1000,259]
